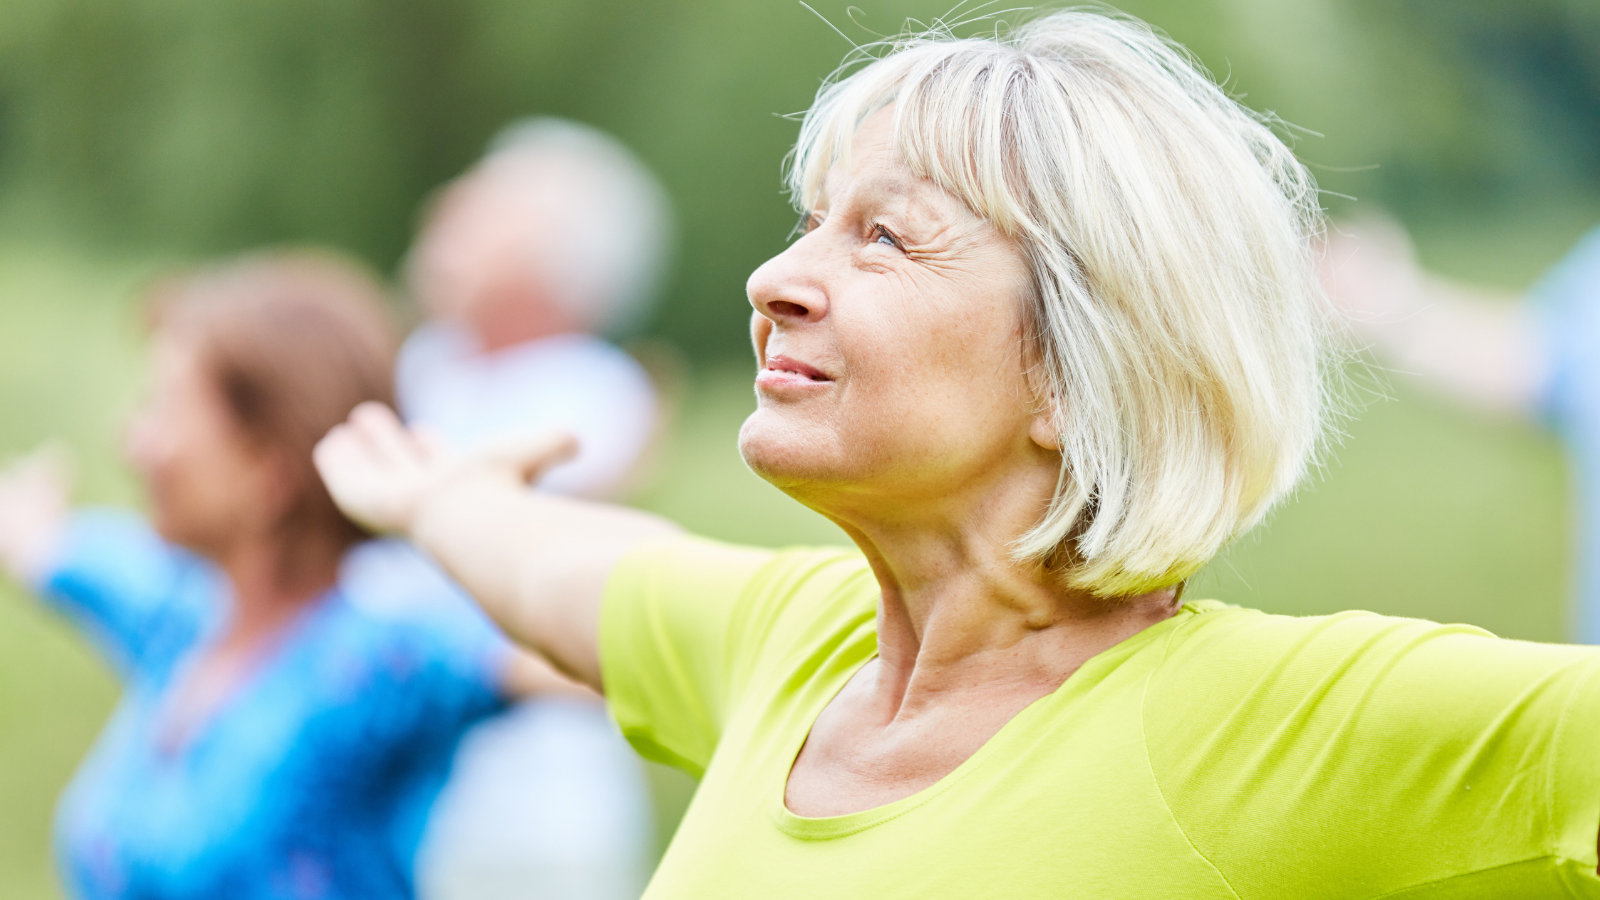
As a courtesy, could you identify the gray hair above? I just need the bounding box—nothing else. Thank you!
[481,118,673,335]
[790,10,1347,596]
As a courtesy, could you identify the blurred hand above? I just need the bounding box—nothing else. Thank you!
[1319,214,1428,335]
[1318,214,1542,416]
[313,402,577,537]
[0,443,73,585]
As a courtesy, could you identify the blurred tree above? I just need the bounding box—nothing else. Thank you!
[1349,0,1600,212]
[0,0,1595,356]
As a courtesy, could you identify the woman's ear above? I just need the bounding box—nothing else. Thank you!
[1029,412,1061,451]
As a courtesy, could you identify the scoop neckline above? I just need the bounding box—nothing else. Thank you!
[769,599,1217,841]
[152,587,343,758]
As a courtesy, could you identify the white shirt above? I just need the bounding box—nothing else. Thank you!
[395,323,658,499]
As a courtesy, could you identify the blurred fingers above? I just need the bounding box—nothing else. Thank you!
[346,402,424,468]
[480,431,579,485]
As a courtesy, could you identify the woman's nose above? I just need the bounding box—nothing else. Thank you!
[747,240,830,325]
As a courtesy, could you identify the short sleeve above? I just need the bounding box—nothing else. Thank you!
[1146,608,1600,898]
[38,508,215,678]
[599,535,778,777]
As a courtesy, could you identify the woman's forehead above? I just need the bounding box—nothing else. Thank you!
[813,141,969,224]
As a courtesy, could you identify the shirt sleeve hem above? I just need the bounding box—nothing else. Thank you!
[597,533,693,758]
[1548,655,1600,875]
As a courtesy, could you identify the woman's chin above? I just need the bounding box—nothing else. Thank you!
[737,412,837,490]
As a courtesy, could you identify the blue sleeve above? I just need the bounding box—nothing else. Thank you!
[38,508,215,679]
[313,590,509,757]
[327,607,509,864]
[364,618,508,744]
[1529,225,1600,440]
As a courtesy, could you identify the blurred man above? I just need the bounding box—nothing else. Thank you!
[1321,217,1600,642]
[347,118,673,900]
[398,118,669,495]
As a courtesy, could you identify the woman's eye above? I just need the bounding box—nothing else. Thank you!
[872,225,900,249]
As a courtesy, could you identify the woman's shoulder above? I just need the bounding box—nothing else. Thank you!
[622,533,875,626]
[605,533,877,686]
[732,542,877,645]
[1163,601,1585,668]
[617,532,869,597]
[1151,600,1600,724]
[1171,600,1545,652]
[1143,602,1600,895]
[42,507,222,678]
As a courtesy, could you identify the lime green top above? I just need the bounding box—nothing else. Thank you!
[601,536,1600,898]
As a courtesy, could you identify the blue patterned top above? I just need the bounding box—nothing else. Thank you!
[39,509,507,900]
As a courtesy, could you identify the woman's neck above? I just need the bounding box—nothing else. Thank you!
[831,474,1181,716]
[157,536,342,752]
[214,537,340,645]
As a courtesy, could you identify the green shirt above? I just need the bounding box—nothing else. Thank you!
[601,537,1600,898]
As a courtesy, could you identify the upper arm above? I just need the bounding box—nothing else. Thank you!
[38,509,211,676]
[1146,611,1600,897]
[598,535,776,777]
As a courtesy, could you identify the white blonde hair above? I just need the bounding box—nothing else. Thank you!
[790,9,1344,596]
[481,118,673,335]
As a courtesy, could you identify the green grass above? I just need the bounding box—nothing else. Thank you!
[0,215,1588,897]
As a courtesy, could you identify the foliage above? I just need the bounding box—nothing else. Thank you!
[0,0,1596,357]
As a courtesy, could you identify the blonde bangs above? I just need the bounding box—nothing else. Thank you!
[787,10,1345,597]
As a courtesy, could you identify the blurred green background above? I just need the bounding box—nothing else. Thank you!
[1,0,1598,897]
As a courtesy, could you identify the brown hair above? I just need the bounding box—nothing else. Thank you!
[147,249,397,584]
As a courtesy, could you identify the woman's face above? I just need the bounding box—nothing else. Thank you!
[407,168,577,349]
[125,331,281,559]
[740,107,1054,520]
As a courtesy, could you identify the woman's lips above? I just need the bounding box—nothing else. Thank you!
[757,354,831,389]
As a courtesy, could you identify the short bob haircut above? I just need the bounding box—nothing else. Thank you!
[790,9,1342,596]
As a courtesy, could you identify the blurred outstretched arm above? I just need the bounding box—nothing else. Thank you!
[1320,216,1547,417]
[313,402,679,692]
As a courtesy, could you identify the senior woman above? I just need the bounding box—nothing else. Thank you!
[317,11,1600,898]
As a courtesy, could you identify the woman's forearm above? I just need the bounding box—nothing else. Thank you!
[410,469,679,691]
[1377,279,1545,417]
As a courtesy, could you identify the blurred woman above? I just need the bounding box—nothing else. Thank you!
[0,251,549,900]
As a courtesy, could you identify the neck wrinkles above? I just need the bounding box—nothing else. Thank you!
[833,485,1181,718]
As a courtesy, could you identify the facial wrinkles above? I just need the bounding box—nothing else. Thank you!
[833,221,1031,483]
[753,112,1038,497]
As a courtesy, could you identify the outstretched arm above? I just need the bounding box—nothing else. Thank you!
[1320,216,1547,417]
[314,402,679,692]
